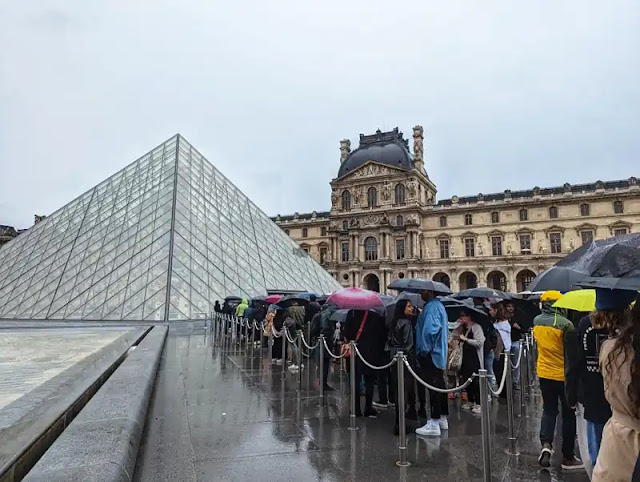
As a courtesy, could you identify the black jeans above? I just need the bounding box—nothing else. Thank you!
[417,353,449,419]
[377,353,396,405]
[539,377,576,459]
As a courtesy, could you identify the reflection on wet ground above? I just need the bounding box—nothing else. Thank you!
[134,323,590,481]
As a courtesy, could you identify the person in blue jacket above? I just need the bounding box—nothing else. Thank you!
[414,289,450,437]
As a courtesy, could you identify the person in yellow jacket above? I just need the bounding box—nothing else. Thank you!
[533,290,584,472]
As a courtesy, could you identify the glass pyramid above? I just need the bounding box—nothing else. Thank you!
[0,135,340,321]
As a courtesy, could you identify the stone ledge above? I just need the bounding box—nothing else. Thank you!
[24,326,168,482]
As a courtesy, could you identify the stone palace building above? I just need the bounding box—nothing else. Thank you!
[273,127,640,294]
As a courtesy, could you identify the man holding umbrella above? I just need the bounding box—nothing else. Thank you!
[415,288,450,437]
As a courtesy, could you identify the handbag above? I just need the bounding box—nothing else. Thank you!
[447,327,469,373]
[340,311,369,359]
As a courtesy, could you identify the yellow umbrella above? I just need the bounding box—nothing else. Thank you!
[553,290,596,312]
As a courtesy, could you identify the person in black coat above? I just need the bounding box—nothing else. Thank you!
[386,299,416,434]
[342,309,386,418]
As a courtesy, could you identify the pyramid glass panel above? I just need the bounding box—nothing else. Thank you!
[0,135,340,321]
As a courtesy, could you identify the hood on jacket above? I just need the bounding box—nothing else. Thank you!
[540,300,568,318]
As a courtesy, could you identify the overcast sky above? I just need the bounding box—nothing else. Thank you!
[1,1,639,228]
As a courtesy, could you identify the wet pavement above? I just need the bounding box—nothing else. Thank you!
[134,324,590,481]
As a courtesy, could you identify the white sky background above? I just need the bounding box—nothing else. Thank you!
[1,1,639,228]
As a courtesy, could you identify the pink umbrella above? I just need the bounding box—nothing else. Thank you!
[326,288,386,315]
[265,294,283,304]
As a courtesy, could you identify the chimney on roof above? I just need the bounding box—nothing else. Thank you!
[339,139,351,164]
[412,126,424,172]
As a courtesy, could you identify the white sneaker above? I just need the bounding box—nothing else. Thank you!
[438,416,449,430]
[275,359,283,365]
[288,364,299,371]
[416,419,441,437]
[471,404,482,414]
[461,402,473,411]
[372,402,389,410]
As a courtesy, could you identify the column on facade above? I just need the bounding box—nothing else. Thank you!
[355,270,361,288]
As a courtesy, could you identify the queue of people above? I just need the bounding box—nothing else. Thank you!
[214,284,640,480]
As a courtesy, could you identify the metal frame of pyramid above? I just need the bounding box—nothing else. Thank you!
[0,135,340,321]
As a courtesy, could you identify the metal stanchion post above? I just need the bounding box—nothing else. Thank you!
[269,326,274,365]
[297,334,303,390]
[520,346,527,416]
[281,328,287,379]
[348,341,358,431]
[478,369,492,482]
[250,322,255,351]
[396,352,410,467]
[521,342,528,397]
[245,319,249,352]
[505,352,518,455]
[319,335,325,407]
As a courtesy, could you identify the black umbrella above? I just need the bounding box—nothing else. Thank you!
[557,232,640,269]
[526,266,587,292]
[578,276,640,291]
[454,287,510,300]
[224,295,243,302]
[388,278,452,295]
[444,303,492,331]
[330,309,350,323]
[439,296,469,307]
[276,295,310,309]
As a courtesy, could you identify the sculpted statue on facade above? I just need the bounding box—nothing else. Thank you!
[477,242,483,256]
[382,182,391,202]
[331,189,338,207]
[407,179,417,198]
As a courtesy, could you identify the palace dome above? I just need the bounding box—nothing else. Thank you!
[337,128,414,178]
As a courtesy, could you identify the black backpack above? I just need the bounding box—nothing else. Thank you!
[483,324,499,355]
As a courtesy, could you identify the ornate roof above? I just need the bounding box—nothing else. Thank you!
[337,128,414,178]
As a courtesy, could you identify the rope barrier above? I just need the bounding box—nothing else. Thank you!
[403,357,476,394]
[354,345,397,370]
[322,337,348,359]
[271,326,283,338]
[510,343,524,369]
[488,353,509,396]
[299,331,320,350]
[284,326,297,344]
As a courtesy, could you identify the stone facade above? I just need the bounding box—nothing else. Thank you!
[274,127,640,294]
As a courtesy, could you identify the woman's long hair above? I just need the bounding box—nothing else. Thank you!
[591,308,630,334]
[393,300,411,328]
[604,294,640,417]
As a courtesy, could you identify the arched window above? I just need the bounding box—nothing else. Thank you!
[396,215,404,227]
[302,228,308,238]
[580,203,590,216]
[367,187,377,208]
[549,206,558,219]
[464,213,473,226]
[364,237,378,261]
[439,216,447,227]
[395,184,406,204]
[341,190,351,210]
[614,200,624,214]
[519,208,528,221]
[491,211,499,224]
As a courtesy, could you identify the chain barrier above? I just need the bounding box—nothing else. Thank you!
[299,331,320,350]
[403,357,476,394]
[354,345,397,370]
[510,342,523,370]
[322,337,348,359]
[488,353,509,396]
[271,326,283,338]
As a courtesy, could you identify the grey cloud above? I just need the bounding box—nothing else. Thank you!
[1,0,639,228]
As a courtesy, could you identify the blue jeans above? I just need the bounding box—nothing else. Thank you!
[484,350,496,385]
[586,420,605,464]
[510,341,521,386]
